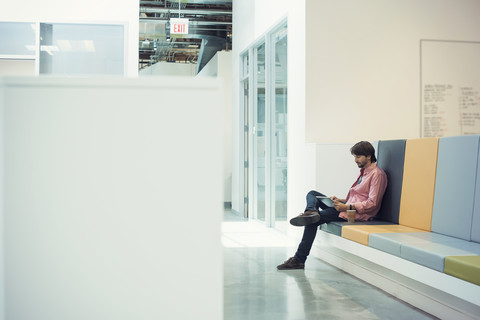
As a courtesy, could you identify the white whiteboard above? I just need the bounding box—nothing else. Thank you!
[421,40,480,137]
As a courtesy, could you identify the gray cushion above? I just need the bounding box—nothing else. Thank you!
[473,137,480,243]
[432,135,480,241]
[376,139,406,223]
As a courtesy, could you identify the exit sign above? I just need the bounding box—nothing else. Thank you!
[170,18,189,34]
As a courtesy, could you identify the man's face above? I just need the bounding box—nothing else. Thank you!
[353,154,370,168]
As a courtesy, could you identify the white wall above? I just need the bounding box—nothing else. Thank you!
[197,54,219,77]
[0,76,223,320]
[231,0,255,214]
[198,51,234,203]
[139,62,196,76]
[313,144,359,198]
[305,0,480,143]
[218,52,234,203]
[0,0,139,76]
[0,83,4,320]
[233,0,480,234]
[0,61,35,76]
[139,53,234,205]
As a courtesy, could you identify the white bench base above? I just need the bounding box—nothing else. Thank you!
[310,231,480,320]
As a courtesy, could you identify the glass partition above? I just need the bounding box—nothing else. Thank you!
[241,20,288,230]
[0,22,36,56]
[39,23,124,75]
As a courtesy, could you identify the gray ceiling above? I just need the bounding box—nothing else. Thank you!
[139,0,232,74]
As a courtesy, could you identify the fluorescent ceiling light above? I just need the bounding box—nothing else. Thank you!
[40,45,59,55]
[57,40,72,51]
[53,40,96,52]
[83,40,95,52]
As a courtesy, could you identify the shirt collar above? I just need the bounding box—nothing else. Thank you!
[362,162,377,175]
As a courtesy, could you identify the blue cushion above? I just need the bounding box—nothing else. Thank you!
[401,241,480,272]
[376,140,406,224]
[369,232,469,257]
[432,135,480,241]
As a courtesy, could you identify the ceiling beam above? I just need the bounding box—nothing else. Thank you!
[139,7,232,15]
[140,18,231,26]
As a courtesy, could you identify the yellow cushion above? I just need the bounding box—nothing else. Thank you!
[444,256,480,285]
[399,138,439,231]
[341,225,423,245]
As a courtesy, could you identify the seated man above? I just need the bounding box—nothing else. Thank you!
[277,141,387,270]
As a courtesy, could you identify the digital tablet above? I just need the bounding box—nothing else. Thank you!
[316,196,333,207]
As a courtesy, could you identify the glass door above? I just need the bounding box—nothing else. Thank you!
[271,25,288,231]
[253,43,266,222]
[240,51,250,219]
[241,20,287,230]
[242,78,250,218]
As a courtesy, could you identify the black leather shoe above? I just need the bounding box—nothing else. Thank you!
[277,257,305,270]
[289,210,320,226]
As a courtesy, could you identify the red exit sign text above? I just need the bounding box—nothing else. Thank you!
[170,18,189,35]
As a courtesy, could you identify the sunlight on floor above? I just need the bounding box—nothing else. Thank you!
[221,221,297,248]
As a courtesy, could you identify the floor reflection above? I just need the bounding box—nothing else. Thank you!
[223,212,438,320]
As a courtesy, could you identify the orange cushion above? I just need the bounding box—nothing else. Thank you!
[398,138,439,231]
[341,225,423,245]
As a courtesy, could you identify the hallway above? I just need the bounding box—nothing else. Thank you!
[222,211,438,320]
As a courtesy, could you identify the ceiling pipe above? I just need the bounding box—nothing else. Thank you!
[140,19,231,26]
[140,0,231,4]
[140,7,231,15]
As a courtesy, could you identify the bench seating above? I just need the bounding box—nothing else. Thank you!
[320,135,480,287]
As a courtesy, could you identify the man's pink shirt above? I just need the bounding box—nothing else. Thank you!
[338,162,388,221]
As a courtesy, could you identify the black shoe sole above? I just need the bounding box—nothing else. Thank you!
[277,265,305,270]
[289,214,321,226]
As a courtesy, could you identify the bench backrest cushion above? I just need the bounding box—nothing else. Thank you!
[376,139,406,223]
[472,139,480,243]
[399,137,439,231]
[432,135,480,241]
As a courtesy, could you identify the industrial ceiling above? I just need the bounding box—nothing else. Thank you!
[139,0,232,74]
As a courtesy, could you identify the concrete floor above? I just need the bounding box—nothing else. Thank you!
[222,211,438,320]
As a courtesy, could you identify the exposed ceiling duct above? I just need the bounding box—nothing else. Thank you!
[139,0,232,74]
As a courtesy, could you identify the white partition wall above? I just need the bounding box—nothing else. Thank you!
[197,51,234,205]
[0,83,5,320]
[0,76,223,320]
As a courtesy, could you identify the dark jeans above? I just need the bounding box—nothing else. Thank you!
[294,190,343,263]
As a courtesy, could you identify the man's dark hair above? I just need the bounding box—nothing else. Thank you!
[350,141,377,163]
